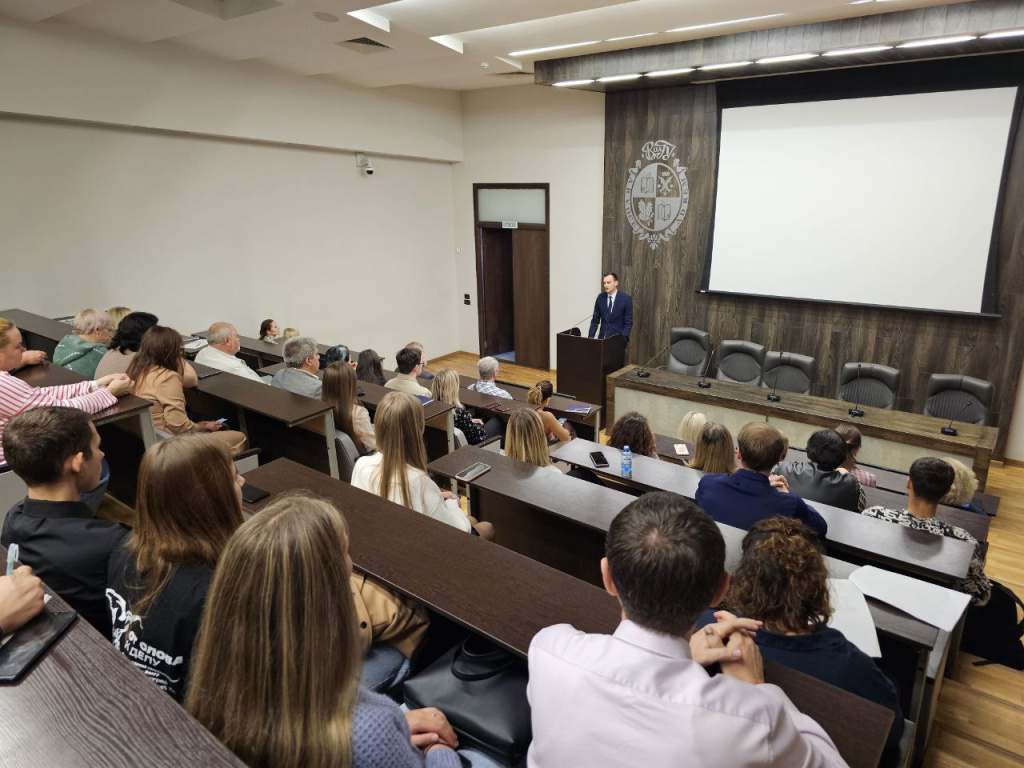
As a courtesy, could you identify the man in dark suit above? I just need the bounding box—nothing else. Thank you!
[588,272,633,345]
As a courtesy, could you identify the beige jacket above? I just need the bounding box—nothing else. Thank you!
[351,573,429,658]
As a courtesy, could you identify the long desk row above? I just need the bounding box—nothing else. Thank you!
[609,365,998,489]
[243,458,894,768]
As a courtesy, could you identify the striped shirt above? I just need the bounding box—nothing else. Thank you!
[467,379,512,400]
[0,371,117,465]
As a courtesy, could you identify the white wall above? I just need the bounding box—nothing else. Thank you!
[454,85,605,366]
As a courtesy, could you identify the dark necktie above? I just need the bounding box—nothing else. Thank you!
[607,295,613,313]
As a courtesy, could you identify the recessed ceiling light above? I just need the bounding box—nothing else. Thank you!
[597,73,643,82]
[606,33,657,42]
[982,29,1024,39]
[646,67,697,77]
[698,60,753,71]
[553,79,596,87]
[848,0,873,4]
[897,35,977,48]
[347,8,390,32]
[667,14,783,34]
[756,52,819,64]
[430,35,463,54]
[823,45,893,56]
[509,41,600,57]
[313,11,339,22]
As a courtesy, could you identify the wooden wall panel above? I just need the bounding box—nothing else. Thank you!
[603,74,1024,458]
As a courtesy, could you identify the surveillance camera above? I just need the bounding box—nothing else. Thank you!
[356,152,374,177]
[363,163,375,176]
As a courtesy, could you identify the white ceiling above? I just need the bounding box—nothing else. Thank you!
[0,0,979,91]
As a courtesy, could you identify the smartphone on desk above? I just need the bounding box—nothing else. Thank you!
[590,451,610,469]
[456,462,491,482]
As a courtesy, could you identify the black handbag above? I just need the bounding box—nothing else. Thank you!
[403,635,531,766]
[962,580,1024,670]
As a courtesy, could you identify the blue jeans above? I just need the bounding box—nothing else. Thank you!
[79,458,110,514]
[361,644,412,694]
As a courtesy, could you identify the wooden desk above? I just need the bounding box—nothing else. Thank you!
[0,308,73,358]
[609,366,998,489]
[0,546,244,768]
[458,374,603,439]
[652,434,990,544]
[191,361,223,380]
[553,439,974,586]
[242,459,892,768]
[186,373,340,479]
[197,331,334,369]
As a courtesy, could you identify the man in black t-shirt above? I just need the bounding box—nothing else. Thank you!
[1,407,128,635]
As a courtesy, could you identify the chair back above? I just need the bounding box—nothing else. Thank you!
[761,352,817,395]
[924,374,993,425]
[839,363,901,409]
[666,327,710,375]
[716,340,766,385]
[334,432,361,483]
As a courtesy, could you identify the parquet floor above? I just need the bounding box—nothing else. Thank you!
[433,351,1024,767]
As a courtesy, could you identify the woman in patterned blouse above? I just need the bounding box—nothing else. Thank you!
[430,369,487,445]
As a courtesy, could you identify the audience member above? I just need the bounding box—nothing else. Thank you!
[95,311,158,378]
[527,492,844,766]
[281,327,300,341]
[106,306,133,329]
[0,318,131,467]
[775,429,865,512]
[467,356,511,399]
[431,369,493,446]
[321,344,351,369]
[505,409,559,472]
[384,347,431,397]
[676,410,707,444]
[696,422,827,535]
[323,361,375,453]
[864,457,990,605]
[271,337,323,398]
[528,380,570,443]
[185,494,461,768]
[1,407,129,634]
[357,348,386,386]
[259,319,279,344]
[834,423,877,488]
[700,517,903,766]
[0,564,45,636]
[406,341,435,380]
[686,422,736,475]
[941,457,984,514]
[608,411,656,458]
[107,434,244,701]
[195,322,266,384]
[129,326,246,454]
[53,308,114,377]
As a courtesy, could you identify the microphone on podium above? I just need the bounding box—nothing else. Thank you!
[766,353,787,402]
[637,343,672,378]
[565,311,596,337]
[697,345,716,389]
[847,364,865,417]
[941,397,974,437]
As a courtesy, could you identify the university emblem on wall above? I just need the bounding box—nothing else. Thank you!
[625,140,689,249]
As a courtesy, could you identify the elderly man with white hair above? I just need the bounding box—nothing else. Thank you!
[271,336,322,398]
[467,356,512,399]
[195,322,266,384]
[53,308,114,378]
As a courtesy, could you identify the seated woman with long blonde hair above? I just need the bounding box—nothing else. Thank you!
[351,392,492,539]
[505,409,560,472]
[686,422,736,475]
[186,494,462,768]
[430,369,493,446]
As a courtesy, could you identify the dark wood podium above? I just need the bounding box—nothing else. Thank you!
[556,332,625,412]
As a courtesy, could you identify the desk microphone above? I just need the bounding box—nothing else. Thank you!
[697,345,716,389]
[637,342,672,378]
[566,311,596,335]
[767,353,786,402]
[941,397,973,437]
[847,364,865,417]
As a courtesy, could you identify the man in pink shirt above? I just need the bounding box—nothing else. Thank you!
[527,492,848,768]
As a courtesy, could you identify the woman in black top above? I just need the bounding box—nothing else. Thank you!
[430,368,487,444]
[356,348,386,387]
[106,433,244,701]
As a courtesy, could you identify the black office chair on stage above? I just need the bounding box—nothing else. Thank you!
[839,363,901,410]
[923,374,993,425]
[716,340,766,386]
[761,352,817,395]
[666,327,711,375]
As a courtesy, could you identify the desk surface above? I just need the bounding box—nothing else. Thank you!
[0,547,244,768]
[553,439,974,585]
[611,366,997,459]
[195,371,332,427]
[198,331,334,363]
[1,308,73,348]
[243,459,892,768]
[12,363,154,426]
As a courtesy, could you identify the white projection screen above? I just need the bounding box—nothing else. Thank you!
[707,87,1018,314]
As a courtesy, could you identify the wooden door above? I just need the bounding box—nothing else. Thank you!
[478,227,515,357]
[512,228,550,369]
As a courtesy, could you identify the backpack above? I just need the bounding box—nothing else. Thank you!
[961,580,1024,670]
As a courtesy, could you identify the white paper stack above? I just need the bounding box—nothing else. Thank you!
[850,565,971,632]
[827,578,882,657]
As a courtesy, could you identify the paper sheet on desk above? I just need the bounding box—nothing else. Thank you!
[828,579,881,657]
[183,338,208,351]
[850,565,970,632]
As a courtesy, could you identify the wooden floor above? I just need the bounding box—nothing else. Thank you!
[435,351,1024,767]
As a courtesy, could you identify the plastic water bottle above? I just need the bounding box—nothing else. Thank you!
[621,445,633,479]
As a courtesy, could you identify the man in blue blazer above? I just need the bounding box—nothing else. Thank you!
[588,272,633,345]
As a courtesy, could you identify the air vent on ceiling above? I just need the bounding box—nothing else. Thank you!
[492,71,534,78]
[337,37,393,54]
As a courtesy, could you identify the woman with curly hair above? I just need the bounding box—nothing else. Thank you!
[607,411,656,458]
